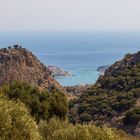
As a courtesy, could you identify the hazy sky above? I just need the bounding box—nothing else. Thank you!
[0,0,140,31]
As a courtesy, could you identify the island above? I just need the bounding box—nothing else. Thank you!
[48,65,71,77]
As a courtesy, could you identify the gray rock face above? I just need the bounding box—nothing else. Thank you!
[48,65,71,77]
[97,65,110,74]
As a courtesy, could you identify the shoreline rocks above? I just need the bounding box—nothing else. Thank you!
[97,65,110,75]
[48,65,71,77]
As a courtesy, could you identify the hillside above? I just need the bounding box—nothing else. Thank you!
[0,45,139,139]
[69,51,140,136]
[0,45,64,92]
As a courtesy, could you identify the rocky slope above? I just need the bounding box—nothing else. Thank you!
[0,45,64,92]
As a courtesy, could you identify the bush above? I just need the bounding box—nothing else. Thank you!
[79,113,92,122]
[39,117,136,140]
[0,99,41,140]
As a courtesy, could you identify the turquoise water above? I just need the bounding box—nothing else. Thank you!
[56,70,99,86]
[0,32,140,86]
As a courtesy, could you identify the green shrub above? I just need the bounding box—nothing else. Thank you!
[39,117,136,140]
[0,99,41,140]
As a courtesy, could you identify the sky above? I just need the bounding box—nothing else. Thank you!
[0,0,140,32]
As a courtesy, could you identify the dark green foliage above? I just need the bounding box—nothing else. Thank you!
[68,99,77,109]
[123,108,140,125]
[79,113,92,122]
[48,92,68,119]
[1,81,68,122]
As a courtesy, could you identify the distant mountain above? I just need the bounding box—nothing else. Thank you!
[69,51,140,136]
[0,45,64,92]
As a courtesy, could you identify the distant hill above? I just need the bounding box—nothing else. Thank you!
[69,51,140,136]
[0,45,64,92]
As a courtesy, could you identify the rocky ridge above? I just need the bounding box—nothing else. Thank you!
[0,45,64,92]
[105,52,140,76]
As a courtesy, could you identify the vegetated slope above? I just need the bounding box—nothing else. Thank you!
[1,81,68,123]
[0,47,135,140]
[0,45,63,92]
[69,51,140,136]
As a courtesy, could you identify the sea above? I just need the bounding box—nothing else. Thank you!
[0,31,140,86]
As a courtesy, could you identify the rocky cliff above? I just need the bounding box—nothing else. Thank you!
[0,45,64,92]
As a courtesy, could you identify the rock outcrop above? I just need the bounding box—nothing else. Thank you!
[48,65,71,77]
[105,52,140,76]
[0,45,64,92]
[97,65,110,74]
